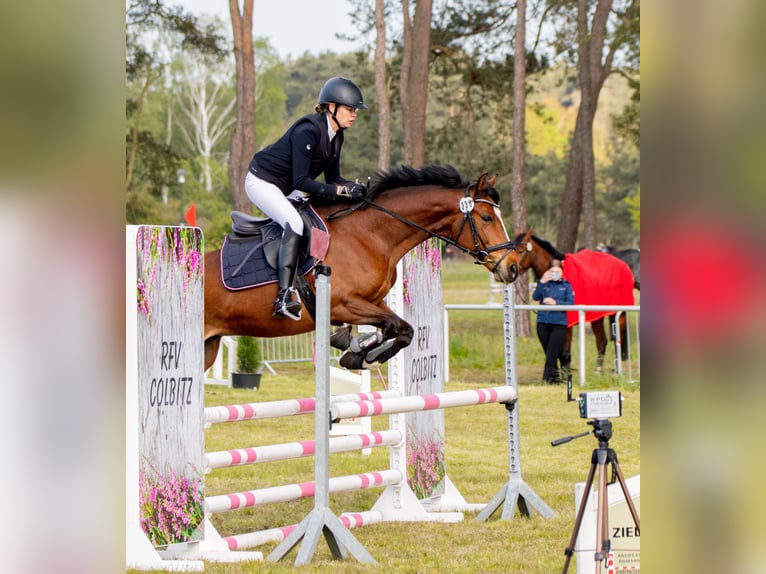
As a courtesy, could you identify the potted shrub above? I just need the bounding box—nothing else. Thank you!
[232,336,263,389]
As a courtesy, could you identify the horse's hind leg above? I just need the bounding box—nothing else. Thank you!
[591,318,607,371]
[608,314,630,362]
[561,328,573,381]
[618,313,629,361]
[204,336,222,371]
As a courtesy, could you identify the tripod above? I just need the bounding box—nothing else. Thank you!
[552,419,640,574]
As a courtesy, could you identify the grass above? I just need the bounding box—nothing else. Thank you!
[131,257,640,573]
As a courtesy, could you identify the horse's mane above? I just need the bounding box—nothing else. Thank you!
[513,232,567,260]
[370,164,470,196]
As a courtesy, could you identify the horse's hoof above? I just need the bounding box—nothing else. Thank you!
[339,351,365,370]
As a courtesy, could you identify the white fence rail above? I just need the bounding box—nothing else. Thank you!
[205,333,344,385]
[205,336,237,386]
[444,302,640,386]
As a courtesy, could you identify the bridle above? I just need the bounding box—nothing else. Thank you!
[328,184,516,272]
[515,241,533,276]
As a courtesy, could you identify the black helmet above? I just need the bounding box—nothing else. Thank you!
[318,77,368,110]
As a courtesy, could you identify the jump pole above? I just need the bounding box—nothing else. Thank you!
[267,264,377,565]
[476,283,556,521]
[203,389,400,425]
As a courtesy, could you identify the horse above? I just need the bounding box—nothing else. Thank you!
[512,230,636,370]
[204,164,519,371]
[594,244,640,290]
[607,247,640,290]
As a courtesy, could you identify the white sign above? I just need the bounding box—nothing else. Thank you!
[575,474,640,574]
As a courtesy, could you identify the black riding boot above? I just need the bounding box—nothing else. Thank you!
[273,225,303,320]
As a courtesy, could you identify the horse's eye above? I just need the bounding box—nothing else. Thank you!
[480,215,492,223]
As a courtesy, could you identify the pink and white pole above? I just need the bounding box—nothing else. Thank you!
[205,469,403,514]
[204,389,400,425]
[205,429,402,470]
[330,386,517,421]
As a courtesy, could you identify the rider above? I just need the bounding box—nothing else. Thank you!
[245,77,369,320]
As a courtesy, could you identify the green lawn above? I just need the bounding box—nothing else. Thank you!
[131,257,640,573]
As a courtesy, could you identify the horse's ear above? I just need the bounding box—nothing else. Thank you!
[488,174,497,187]
[476,172,489,192]
[523,229,534,251]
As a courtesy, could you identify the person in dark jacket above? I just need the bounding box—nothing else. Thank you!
[532,259,575,383]
[245,77,369,320]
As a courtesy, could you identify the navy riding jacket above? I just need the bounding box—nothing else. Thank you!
[248,113,351,200]
[532,278,574,326]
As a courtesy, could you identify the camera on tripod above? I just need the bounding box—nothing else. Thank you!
[553,390,639,574]
[578,391,622,420]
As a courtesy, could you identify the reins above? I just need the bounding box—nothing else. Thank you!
[327,185,516,270]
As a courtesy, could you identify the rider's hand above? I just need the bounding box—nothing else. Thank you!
[336,182,366,201]
[348,182,366,200]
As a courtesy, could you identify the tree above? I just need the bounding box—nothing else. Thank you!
[400,0,434,166]
[554,0,639,252]
[374,0,392,169]
[126,0,226,194]
[227,0,255,213]
[176,53,236,192]
[511,0,532,337]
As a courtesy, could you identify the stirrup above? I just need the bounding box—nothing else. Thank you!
[273,287,302,321]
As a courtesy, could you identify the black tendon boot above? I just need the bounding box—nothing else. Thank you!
[273,225,303,320]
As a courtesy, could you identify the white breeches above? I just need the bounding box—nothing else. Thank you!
[244,171,305,235]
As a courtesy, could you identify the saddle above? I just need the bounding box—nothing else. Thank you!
[219,199,329,292]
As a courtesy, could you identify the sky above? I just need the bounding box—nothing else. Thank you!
[177,0,358,59]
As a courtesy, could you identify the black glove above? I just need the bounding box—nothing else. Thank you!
[336,182,367,201]
[348,182,367,200]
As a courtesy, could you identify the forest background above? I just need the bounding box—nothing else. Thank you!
[126,0,639,254]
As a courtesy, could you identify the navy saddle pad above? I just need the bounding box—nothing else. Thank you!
[219,201,327,291]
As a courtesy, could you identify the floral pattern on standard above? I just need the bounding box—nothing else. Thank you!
[402,238,441,309]
[139,460,204,546]
[136,226,203,320]
[406,431,446,499]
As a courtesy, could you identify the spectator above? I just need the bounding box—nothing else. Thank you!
[532,259,574,383]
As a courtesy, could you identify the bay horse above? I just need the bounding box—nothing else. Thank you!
[512,230,636,370]
[204,165,519,371]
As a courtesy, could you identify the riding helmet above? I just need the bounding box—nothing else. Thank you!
[318,77,368,110]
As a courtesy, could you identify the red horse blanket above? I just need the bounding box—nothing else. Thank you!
[562,250,635,327]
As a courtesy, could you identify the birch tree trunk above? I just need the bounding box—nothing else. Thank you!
[178,57,236,193]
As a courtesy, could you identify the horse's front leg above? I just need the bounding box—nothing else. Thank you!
[333,298,414,370]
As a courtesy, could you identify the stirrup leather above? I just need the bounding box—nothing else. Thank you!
[273,287,302,321]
